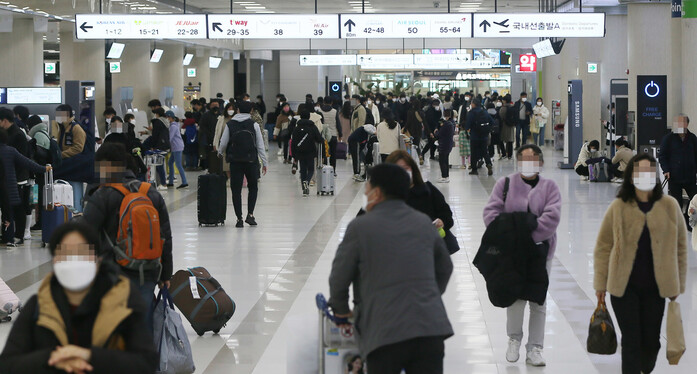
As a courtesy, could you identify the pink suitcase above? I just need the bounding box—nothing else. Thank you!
[0,277,21,321]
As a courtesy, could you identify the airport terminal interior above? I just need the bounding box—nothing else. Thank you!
[1,0,697,373]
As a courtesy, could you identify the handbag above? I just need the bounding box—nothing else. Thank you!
[443,230,460,255]
[153,287,196,374]
[586,301,617,355]
[666,300,686,365]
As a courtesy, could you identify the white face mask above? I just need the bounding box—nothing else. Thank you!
[131,119,136,126]
[227,110,234,116]
[399,98,405,103]
[315,106,321,111]
[486,95,491,98]
[633,172,656,192]
[465,97,471,102]
[105,117,111,124]
[53,259,98,292]
[537,102,543,106]
[521,98,528,102]
[366,100,372,106]
[56,116,67,124]
[361,189,376,211]
[674,126,686,134]
[496,102,503,108]
[112,124,124,133]
[519,161,541,177]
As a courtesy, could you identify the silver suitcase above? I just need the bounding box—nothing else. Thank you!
[318,165,335,196]
[372,142,381,165]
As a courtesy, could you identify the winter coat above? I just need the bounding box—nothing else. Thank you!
[81,172,173,283]
[329,199,453,358]
[575,143,599,169]
[465,107,495,139]
[612,145,634,172]
[436,121,456,153]
[532,104,550,130]
[405,108,425,140]
[52,120,95,183]
[0,144,45,206]
[500,105,515,143]
[512,100,534,124]
[594,196,687,299]
[424,106,441,134]
[6,124,30,183]
[198,109,219,148]
[0,263,158,374]
[351,105,367,133]
[52,121,85,159]
[483,174,562,259]
[320,106,339,139]
[168,121,184,153]
[407,182,454,231]
[659,131,697,184]
[376,121,402,156]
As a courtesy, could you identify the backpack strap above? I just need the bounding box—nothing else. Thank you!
[107,183,131,196]
[137,181,151,195]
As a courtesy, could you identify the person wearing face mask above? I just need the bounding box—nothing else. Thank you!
[659,115,697,228]
[164,111,188,189]
[0,222,158,373]
[405,98,426,164]
[531,98,549,147]
[395,94,409,125]
[329,163,453,373]
[212,103,237,177]
[574,140,601,178]
[512,92,534,149]
[594,154,686,374]
[103,116,146,181]
[611,139,633,181]
[198,100,221,173]
[385,150,458,254]
[482,144,561,367]
[350,97,368,133]
[421,99,443,161]
[366,97,381,125]
[457,93,472,132]
[275,103,294,162]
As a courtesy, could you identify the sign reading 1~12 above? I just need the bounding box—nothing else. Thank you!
[340,14,472,38]
[207,14,339,39]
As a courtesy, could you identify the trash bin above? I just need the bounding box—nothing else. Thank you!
[554,124,564,151]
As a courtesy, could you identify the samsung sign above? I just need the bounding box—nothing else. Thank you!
[673,0,683,18]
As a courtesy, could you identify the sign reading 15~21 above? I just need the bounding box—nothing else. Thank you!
[340,14,473,38]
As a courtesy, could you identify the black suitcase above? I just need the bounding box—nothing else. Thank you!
[170,267,236,336]
[198,174,227,226]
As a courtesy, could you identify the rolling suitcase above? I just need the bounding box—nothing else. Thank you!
[262,129,269,152]
[372,142,381,165]
[318,147,335,196]
[42,166,72,246]
[197,174,227,226]
[0,277,21,322]
[449,135,461,168]
[335,142,348,160]
[170,267,236,336]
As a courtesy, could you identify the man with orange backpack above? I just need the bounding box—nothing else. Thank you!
[81,142,173,328]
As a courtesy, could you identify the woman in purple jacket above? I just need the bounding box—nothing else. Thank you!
[482,144,562,367]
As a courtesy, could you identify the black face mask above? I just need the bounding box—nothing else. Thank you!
[210,106,219,113]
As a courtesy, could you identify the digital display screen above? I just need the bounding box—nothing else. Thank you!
[150,49,164,63]
[0,88,6,104]
[84,86,95,99]
[209,57,222,69]
[7,87,62,104]
[107,42,125,59]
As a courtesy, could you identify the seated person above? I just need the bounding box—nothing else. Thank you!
[611,139,634,179]
[0,222,157,374]
[574,140,600,177]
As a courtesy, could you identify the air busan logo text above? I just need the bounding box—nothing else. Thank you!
[230,20,248,26]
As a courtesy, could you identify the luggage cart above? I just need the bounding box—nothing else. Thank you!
[316,293,359,374]
[144,150,167,185]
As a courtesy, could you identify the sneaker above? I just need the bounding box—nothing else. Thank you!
[506,339,521,363]
[292,164,298,175]
[166,184,174,188]
[355,176,365,182]
[419,157,425,166]
[277,149,283,156]
[487,165,493,176]
[469,169,478,175]
[309,180,315,187]
[245,215,258,226]
[236,219,244,228]
[23,232,31,240]
[302,182,309,196]
[176,184,189,189]
[581,176,589,181]
[612,178,623,184]
[477,160,485,168]
[438,177,450,183]
[526,347,546,367]
[5,242,17,248]
[157,185,168,191]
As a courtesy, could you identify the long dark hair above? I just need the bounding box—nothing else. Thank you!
[617,153,663,203]
[346,355,364,374]
[385,150,424,186]
[341,101,353,118]
[382,109,397,129]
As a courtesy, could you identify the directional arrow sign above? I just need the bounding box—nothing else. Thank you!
[207,14,339,39]
[79,22,92,33]
[109,62,121,73]
[212,22,223,32]
[343,19,355,32]
[479,20,491,32]
[44,63,56,74]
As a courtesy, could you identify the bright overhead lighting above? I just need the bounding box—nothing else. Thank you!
[183,53,194,66]
[150,48,164,63]
[245,6,265,8]
[209,56,222,69]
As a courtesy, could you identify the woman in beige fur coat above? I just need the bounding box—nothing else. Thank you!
[594,153,687,374]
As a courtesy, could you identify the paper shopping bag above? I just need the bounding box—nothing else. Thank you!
[666,300,686,365]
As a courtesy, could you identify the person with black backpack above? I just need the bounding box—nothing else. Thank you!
[291,110,323,196]
[218,101,268,228]
[465,99,495,176]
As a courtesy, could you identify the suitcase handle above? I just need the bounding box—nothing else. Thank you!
[154,286,175,311]
[44,164,54,211]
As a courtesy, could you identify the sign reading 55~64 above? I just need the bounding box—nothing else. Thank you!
[75,14,207,39]
[340,14,472,39]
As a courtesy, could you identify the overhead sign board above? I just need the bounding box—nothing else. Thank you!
[299,55,357,66]
[6,87,62,104]
[413,54,472,64]
[75,14,207,39]
[208,14,339,39]
[473,13,605,38]
[358,54,415,66]
[340,14,472,39]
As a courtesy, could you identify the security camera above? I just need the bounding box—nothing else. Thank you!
[433,1,440,8]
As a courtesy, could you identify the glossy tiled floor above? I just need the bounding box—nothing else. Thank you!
[1,144,696,374]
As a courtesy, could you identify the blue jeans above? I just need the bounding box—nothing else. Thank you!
[136,280,157,333]
[167,151,188,185]
[185,152,198,169]
[516,120,530,148]
[538,126,546,146]
[68,181,84,212]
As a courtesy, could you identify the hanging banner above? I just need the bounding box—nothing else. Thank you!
[473,13,605,38]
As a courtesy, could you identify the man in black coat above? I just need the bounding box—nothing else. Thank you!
[512,92,534,149]
[659,115,697,227]
[0,107,31,244]
[421,99,442,160]
[466,99,496,176]
[199,100,220,172]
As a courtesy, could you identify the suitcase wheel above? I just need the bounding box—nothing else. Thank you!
[1,316,11,322]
